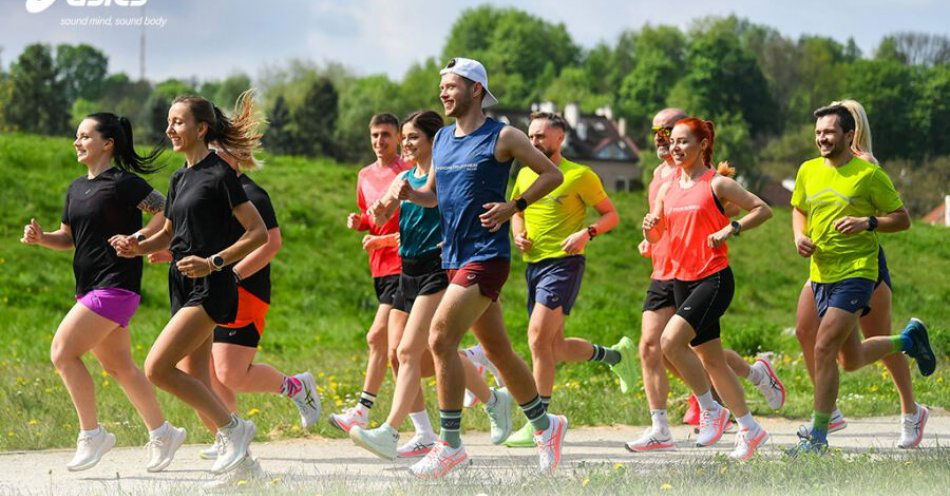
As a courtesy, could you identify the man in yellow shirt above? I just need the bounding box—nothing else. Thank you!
[502,112,629,446]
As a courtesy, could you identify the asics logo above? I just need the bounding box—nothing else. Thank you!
[26,0,147,14]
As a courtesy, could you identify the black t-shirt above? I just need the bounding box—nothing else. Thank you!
[165,152,249,259]
[61,167,154,295]
[235,174,279,303]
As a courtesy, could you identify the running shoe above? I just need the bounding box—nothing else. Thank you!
[898,404,929,449]
[751,357,786,410]
[290,372,322,429]
[397,432,436,458]
[409,441,470,479]
[683,394,700,426]
[211,416,256,474]
[902,318,936,376]
[463,362,486,408]
[349,424,398,460]
[787,437,828,457]
[329,406,368,433]
[464,344,505,387]
[535,414,568,474]
[145,423,186,472]
[485,387,513,445]
[502,422,535,448]
[608,336,638,393]
[199,442,220,460]
[625,428,675,453]
[696,407,730,447]
[204,454,265,491]
[797,410,847,439]
[66,425,116,472]
[728,426,769,461]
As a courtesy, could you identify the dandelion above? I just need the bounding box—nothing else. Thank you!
[661,483,672,490]
[613,462,624,471]
[247,408,261,417]
[236,480,248,486]
[719,465,728,474]
[102,379,110,388]
[28,419,38,426]
[581,477,590,487]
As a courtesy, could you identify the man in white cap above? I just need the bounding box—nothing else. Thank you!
[396,57,566,479]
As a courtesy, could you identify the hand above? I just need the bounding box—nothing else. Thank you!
[707,225,733,248]
[795,235,816,257]
[109,234,141,258]
[642,213,660,231]
[368,199,391,227]
[637,239,651,257]
[346,212,361,231]
[834,216,869,235]
[513,231,533,252]
[20,218,43,245]
[395,179,413,201]
[362,234,395,252]
[561,230,589,255]
[176,256,213,279]
[479,201,516,232]
[148,250,173,264]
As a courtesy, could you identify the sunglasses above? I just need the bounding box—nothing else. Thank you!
[652,126,673,138]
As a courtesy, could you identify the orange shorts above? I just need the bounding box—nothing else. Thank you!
[219,287,269,335]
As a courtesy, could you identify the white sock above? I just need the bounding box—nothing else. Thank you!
[696,390,718,411]
[149,421,169,439]
[747,363,764,384]
[409,411,435,438]
[831,407,843,420]
[80,425,101,437]
[736,412,757,431]
[650,409,670,433]
[355,403,369,415]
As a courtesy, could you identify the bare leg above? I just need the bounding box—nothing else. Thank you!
[693,339,750,417]
[385,292,443,428]
[858,284,916,414]
[91,325,165,430]
[362,304,393,396]
[640,307,676,410]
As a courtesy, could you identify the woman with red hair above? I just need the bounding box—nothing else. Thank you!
[643,118,773,461]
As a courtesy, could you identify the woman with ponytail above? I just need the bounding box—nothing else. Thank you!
[642,118,773,461]
[20,114,185,472]
[113,93,269,475]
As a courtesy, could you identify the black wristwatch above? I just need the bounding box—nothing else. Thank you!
[133,232,146,243]
[515,197,529,212]
[587,225,598,240]
[209,254,225,271]
[867,216,879,232]
[730,220,742,237]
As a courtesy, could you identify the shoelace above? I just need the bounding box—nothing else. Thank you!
[215,432,231,454]
[699,409,716,431]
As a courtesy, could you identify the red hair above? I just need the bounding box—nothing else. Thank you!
[674,117,735,177]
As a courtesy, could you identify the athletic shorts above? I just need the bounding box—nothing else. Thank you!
[214,287,270,348]
[812,277,875,319]
[673,266,735,347]
[169,263,239,325]
[526,255,585,315]
[876,246,891,289]
[447,258,510,302]
[392,251,449,313]
[373,274,400,306]
[643,279,676,312]
[76,287,141,328]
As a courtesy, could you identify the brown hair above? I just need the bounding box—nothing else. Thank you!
[369,113,399,130]
[402,110,444,140]
[173,90,265,170]
[529,111,570,132]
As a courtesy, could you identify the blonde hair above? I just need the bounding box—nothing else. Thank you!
[831,99,878,165]
[174,90,266,170]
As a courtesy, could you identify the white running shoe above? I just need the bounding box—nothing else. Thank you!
[898,404,929,449]
[290,372,322,429]
[66,426,116,472]
[751,357,786,410]
[728,426,769,461]
[465,345,505,387]
[409,441,470,479]
[696,407,730,447]
[145,423,187,472]
[397,432,436,458]
[328,406,369,433]
[199,442,220,460]
[624,428,675,453]
[797,409,847,439]
[204,454,265,491]
[485,388,513,445]
[534,414,568,474]
[211,416,256,474]
[463,363,486,408]
[349,424,399,460]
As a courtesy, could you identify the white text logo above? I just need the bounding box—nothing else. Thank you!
[26,0,147,14]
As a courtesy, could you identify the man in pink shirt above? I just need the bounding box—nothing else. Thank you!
[330,113,411,431]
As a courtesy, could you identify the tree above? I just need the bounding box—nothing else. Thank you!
[152,78,196,102]
[265,95,295,156]
[400,57,443,113]
[877,32,950,66]
[4,44,69,135]
[215,72,252,108]
[917,64,950,157]
[55,43,108,103]
[143,93,170,145]
[334,75,403,163]
[543,67,611,113]
[843,59,921,161]
[294,77,338,158]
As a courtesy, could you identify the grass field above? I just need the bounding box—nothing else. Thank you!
[0,133,947,452]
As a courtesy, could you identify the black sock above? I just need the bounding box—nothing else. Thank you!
[521,396,550,431]
[540,395,551,412]
[589,344,621,366]
[359,390,376,409]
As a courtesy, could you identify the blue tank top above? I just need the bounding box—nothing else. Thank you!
[432,118,512,269]
[399,166,443,259]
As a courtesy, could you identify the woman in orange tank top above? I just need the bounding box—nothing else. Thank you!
[642,118,773,461]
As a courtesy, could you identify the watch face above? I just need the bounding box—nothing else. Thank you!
[212,255,224,268]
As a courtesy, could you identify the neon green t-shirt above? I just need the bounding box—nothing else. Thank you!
[510,159,608,263]
[790,156,903,283]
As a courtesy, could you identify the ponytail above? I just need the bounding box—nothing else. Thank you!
[173,90,265,170]
[87,112,163,174]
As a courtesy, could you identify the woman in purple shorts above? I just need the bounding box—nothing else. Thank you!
[20,114,186,472]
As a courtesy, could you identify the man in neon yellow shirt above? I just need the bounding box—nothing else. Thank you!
[790,103,935,454]
[502,112,631,446]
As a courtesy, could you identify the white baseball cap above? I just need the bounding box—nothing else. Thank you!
[440,57,499,108]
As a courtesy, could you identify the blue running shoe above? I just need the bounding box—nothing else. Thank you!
[902,318,936,377]
[786,437,828,457]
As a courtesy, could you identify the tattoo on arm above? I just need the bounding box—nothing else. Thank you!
[137,190,166,214]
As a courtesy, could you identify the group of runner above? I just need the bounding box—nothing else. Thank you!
[20,56,937,482]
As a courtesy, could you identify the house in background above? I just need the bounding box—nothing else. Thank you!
[486,102,641,192]
[922,196,950,226]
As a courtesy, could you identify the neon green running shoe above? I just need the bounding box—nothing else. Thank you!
[609,336,638,393]
[502,421,535,448]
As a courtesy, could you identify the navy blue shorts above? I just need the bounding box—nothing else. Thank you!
[876,246,891,289]
[526,255,586,316]
[812,277,875,319]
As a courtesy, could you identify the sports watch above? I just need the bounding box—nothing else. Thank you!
[867,216,879,232]
[209,254,225,271]
[730,220,742,237]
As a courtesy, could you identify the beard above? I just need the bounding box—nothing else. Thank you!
[656,146,671,161]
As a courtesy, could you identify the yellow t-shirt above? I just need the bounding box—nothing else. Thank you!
[790,156,903,283]
[510,159,608,263]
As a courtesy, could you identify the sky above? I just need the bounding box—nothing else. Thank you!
[1,0,948,83]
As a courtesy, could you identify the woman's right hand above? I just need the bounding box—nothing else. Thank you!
[642,213,659,231]
[20,219,43,245]
[148,250,173,264]
[109,234,141,258]
[637,239,651,257]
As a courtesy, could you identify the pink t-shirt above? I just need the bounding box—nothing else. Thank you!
[356,157,411,278]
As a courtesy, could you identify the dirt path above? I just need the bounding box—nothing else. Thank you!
[1,411,947,495]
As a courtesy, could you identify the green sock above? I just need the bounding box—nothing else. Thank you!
[812,410,831,443]
[438,409,462,448]
[890,335,909,353]
[521,396,550,432]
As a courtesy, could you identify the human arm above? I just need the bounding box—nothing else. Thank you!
[707,175,773,248]
[20,219,74,250]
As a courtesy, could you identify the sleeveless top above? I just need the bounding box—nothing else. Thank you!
[647,163,678,281]
[432,118,512,269]
[398,166,443,259]
[662,168,729,281]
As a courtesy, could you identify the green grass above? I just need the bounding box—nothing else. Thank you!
[0,133,947,451]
